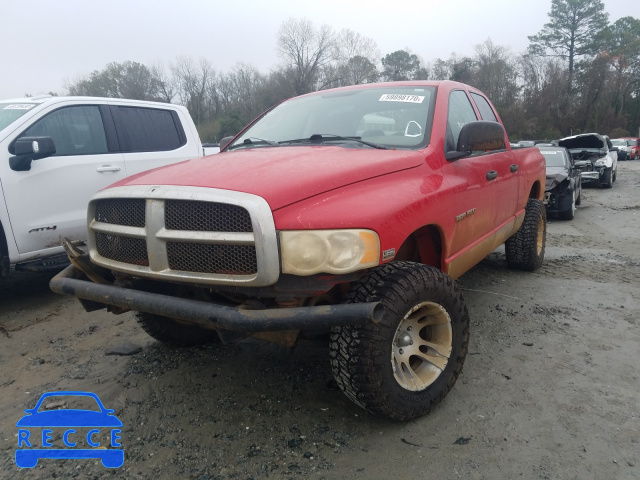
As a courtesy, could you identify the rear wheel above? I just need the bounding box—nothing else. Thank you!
[506,198,546,271]
[329,262,469,421]
[136,312,219,346]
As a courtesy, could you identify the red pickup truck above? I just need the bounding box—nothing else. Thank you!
[51,81,546,420]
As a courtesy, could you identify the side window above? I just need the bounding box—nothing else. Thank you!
[470,93,498,122]
[22,106,108,156]
[116,107,185,152]
[446,90,478,152]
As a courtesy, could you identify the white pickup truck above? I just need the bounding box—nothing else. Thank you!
[0,96,205,278]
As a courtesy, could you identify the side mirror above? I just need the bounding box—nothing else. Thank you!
[10,136,56,171]
[219,136,235,151]
[446,121,506,161]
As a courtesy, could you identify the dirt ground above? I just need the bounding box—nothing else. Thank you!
[1,161,639,480]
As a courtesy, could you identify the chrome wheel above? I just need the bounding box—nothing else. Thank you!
[392,301,452,391]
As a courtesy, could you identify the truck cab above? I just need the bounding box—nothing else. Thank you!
[0,96,202,277]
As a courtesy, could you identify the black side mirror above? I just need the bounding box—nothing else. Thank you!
[219,136,235,151]
[446,121,506,161]
[10,137,56,171]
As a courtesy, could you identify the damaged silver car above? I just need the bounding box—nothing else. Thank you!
[558,133,618,188]
[538,146,582,220]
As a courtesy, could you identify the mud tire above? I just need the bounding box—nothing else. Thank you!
[329,262,469,421]
[135,312,219,347]
[506,198,546,271]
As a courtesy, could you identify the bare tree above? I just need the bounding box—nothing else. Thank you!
[172,56,216,127]
[277,18,335,94]
[472,39,519,110]
[327,29,380,86]
[150,62,177,103]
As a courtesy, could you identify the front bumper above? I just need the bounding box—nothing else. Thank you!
[580,170,601,181]
[50,265,383,333]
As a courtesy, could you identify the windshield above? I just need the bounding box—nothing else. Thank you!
[231,86,436,150]
[0,102,37,131]
[539,148,568,167]
[611,139,626,147]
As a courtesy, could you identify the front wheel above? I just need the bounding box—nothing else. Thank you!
[505,198,546,271]
[601,168,613,188]
[329,262,470,421]
[136,312,219,346]
[559,189,576,220]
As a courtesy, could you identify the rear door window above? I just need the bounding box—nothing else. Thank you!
[114,107,186,152]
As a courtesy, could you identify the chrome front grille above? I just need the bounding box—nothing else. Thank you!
[87,186,279,287]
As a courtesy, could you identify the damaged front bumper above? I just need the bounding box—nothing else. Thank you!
[50,265,383,334]
[579,169,604,181]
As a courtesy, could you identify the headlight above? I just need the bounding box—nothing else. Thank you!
[280,229,380,275]
[594,158,606,167]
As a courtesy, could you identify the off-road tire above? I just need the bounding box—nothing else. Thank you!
[601,168,613,188]
[505,198,546,271]
[329,262,469,421]
[135,312,219,347]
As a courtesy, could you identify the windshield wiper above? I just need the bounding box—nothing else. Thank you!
[228,137,278,150]
[279,133,389,150]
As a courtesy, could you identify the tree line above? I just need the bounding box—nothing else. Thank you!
[64,0,640,143]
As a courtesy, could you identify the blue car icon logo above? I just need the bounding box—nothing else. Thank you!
[16,391,123,468]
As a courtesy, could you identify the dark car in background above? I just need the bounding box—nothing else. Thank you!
[538,146,581,220]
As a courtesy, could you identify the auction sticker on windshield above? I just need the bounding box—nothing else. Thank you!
[3,104,35,110]
[379,94,425,103]
[15,391,124,468]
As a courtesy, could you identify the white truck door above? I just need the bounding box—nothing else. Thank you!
[3,105,126,255]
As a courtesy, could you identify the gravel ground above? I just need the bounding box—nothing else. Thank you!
[1,161,639,480]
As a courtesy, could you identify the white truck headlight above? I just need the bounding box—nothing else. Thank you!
[280,230,380,275]
[594,158,606,167]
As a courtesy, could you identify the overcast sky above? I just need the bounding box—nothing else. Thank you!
[2,0,637,99]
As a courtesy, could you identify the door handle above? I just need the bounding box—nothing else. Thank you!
[486,170,498,181]
[96,165,121,172]
[510,164,519,173]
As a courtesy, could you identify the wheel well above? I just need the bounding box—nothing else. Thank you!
[529,181,542,200]
[394,225,443,270]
